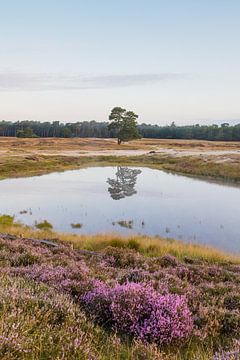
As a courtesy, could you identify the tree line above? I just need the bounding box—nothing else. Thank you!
[0,119,240,141]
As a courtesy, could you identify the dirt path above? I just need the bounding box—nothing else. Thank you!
[1,137,240,163]
[21,148,240,159]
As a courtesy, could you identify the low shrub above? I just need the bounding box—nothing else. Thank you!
[0,215,15,227]
[81,282,193,345]
[35,220,53,231]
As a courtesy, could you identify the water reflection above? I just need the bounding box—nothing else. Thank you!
[107,167,142,200]
[0,166,239,253]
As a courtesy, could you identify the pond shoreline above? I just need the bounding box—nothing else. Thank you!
[1,153,240,185]
[1,164,240,253]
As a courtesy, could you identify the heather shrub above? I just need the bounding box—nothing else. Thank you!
[224,293,240,310]
[81,279,113,326]
[102,247,145,268]
[119,269,149,284]
[82,281,193,345]
[159,254,179,267]
[10,252,39,267]
[0,275,97,359]
[110,283,193,345]
[221,311,240,335]
[213,340,240,360]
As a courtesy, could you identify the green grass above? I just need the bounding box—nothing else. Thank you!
[0,153,240,184]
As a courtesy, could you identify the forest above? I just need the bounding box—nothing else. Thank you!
[0,120,240,141]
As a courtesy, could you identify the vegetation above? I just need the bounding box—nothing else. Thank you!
[0,153,240,184]
[108,107,141,144]
[0,229,240,359]
[71,223,83,229]
[113,220,134,229]
[1,218,240,265]
[1,119,240,141]
[0,135,239,358]
[35,220,53,231]
[0,214,15,227]
[16,126,38,138]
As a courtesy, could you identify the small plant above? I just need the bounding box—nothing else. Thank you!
[127,239,140,251]
[117,220,133,229]
[35,220,53,231]
[71,223,83,229]
[0,214,15,227]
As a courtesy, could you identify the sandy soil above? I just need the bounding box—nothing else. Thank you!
[0,137,240,163]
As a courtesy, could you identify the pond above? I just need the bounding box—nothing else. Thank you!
[0,166,240,253]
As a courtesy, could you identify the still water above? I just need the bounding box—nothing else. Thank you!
[0,166,239,253]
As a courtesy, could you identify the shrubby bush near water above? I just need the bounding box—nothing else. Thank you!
[0,234,240,359]
[82,281,193,344]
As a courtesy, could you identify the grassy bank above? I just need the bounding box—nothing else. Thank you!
[1,153,240,183]
[1,216,240,266]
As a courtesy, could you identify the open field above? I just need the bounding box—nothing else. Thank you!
[1,137,240,156]
[0,137,240,183]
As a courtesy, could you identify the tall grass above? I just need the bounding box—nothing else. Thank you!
[1,219,239,265]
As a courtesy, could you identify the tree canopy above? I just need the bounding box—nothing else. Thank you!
[108,107,141,144]
[0,119,240,141]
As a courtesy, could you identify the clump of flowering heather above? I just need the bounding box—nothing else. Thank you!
[0,275,96,359]
[81,279,113,326]
[213,340,240,359]
[82,281,193,344]
[102,246,147,269]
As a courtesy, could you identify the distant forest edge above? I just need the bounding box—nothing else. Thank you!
[0,120,240,141]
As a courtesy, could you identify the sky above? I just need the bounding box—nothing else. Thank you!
[0,0,240,124]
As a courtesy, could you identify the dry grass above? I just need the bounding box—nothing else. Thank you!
[0,137,239,182]
[0,137,240,154]
[0,151,240,183]
[2,222,240,265]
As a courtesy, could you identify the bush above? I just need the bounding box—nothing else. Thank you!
[111,283,193,345]
[81,282,193,345]
[0,215,15,227]
[35,220,53,231]
[102,247,145,268]
[81,280,113,326]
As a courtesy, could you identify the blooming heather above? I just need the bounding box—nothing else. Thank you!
[82,282,193,344]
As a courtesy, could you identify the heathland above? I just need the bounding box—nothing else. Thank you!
[0,137,240,359]
[0,137,240,182]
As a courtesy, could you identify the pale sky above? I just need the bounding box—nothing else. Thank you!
[0,0,240,124]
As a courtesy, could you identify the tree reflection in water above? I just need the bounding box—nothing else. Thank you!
[107,167,142,200]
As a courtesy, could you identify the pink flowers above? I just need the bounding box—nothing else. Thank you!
[82,282,193,344]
